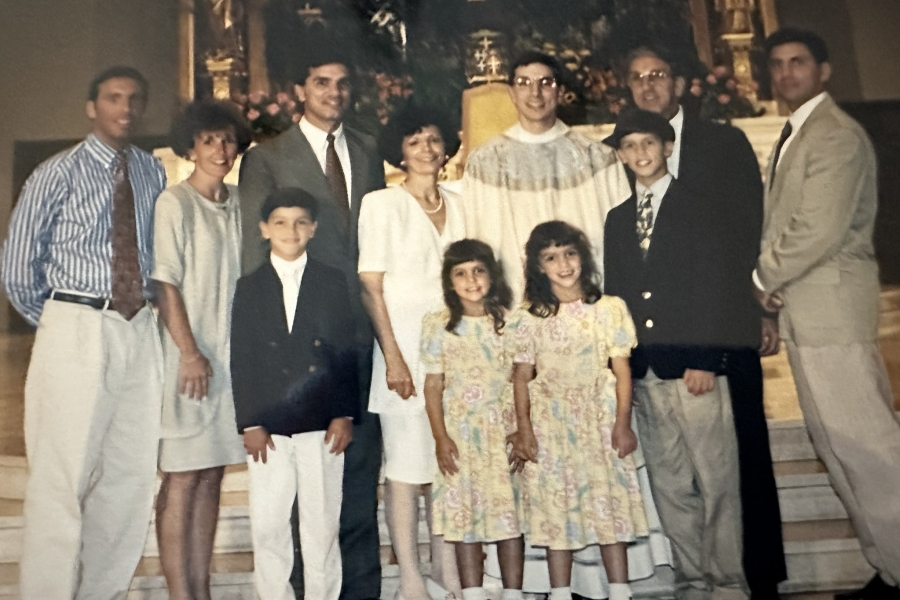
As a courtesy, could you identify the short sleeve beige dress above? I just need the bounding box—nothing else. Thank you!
[152,181,246,472]
[420,308,520,543]
[509,295,649,549]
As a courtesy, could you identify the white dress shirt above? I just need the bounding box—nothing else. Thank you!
[298,116,353,204]
[635,173,673,223]
[775,91,829,168]
[270,251,308,333]
[668,106,685,178]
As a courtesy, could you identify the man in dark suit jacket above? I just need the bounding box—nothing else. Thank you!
[623,46,786,597]
[238,48,385,600]
[604,109,748,600]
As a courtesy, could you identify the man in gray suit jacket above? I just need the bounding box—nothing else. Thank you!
[238,48,385,600]
[758,29,900,600]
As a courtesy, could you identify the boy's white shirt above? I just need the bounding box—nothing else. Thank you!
[270,251,309,333]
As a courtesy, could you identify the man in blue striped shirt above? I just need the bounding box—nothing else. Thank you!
[1,66,166,600]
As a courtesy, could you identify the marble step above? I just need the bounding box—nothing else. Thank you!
[0,456,844,564]
[0,418,825,501]
[0,520,872,600]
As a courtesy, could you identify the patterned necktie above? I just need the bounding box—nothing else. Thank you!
[110,150,144,320]
[636,191,654,258]
[325,133,350,226]
[769,120,793,189]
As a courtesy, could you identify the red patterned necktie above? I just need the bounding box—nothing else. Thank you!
[110,150,144,320]
[325,133,350,226]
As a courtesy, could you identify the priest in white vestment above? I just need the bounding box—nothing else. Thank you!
[460,51,673,599]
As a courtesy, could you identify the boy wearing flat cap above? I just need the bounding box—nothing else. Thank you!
[603,109,749,600]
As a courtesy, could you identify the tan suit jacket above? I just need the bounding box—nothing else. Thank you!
[758,94,880,347]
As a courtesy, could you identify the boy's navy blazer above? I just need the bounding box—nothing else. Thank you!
[230,256,360,436]
[604,178,729,380]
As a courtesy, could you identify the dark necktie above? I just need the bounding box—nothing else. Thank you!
[769,121,793,189]
[636,191,654,258]
[325,133,350,226]
[110,150,144,320]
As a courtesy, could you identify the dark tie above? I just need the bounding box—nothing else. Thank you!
[636,191,654,258]
[769,121,793,189]
[110,150,144,320]
[325,133,350,226]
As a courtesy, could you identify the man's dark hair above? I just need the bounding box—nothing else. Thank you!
[764,28,829,64]
[260,187,320,222]
[170,99,253,159]
[88,66,148,101]
[291,46,353,86]
[507,51,564,86]
[378,103,461,169]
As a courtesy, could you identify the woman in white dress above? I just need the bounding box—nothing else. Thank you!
[358,105,465,600]
[152,100,251,600]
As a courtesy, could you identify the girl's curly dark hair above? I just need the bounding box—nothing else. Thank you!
[441,239,512,335]
[523,220,602,318]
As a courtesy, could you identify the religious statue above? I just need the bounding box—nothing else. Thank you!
[716,0,756,35]
[207,0,246,60]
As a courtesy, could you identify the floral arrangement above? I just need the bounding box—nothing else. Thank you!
[344,72,413,136]
[230,72,414,142]
[231,91,301,142]
[688,65,763,122]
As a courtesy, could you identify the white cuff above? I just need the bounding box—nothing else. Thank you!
[752,269,765,292]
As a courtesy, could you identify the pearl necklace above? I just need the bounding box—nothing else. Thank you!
[401,182,444,214]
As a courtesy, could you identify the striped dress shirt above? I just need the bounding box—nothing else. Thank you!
[1,134,166,326]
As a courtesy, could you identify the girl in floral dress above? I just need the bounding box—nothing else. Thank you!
[420,239,525,600]
[509,221,649,600]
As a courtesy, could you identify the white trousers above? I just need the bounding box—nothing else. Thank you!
[786,341,900,586]
[247,431,344,600]
[19,301,163,600]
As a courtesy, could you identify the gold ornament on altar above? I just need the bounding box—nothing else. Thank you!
[202,0,247,101]
[716,0,756,34]
[296,2,325,27]
[466,30,508,85]
[716,0,760,105]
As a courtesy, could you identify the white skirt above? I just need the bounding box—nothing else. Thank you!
[380,409,437,485]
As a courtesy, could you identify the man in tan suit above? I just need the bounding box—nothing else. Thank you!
[757,28,900,600]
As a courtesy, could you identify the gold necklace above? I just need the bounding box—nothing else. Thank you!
[401,182,444,215]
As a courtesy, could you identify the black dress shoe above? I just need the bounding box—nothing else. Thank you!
[836,575,900,600]
[750,585,782,600]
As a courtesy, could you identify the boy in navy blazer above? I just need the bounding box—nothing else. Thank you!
[603,109,748,600]
[231,187,359,600]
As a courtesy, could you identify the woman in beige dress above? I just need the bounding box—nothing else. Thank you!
[152,100,251,600]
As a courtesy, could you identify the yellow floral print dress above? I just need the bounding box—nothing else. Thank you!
[420,308,521,543]
[509,295,649,550]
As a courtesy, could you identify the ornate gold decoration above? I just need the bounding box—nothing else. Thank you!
[466,30,508,85]
[206,56,236,99]
[716,0,767,108]
[716,0,756,34]
[297,2,325,26]
[721,32,757,103]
